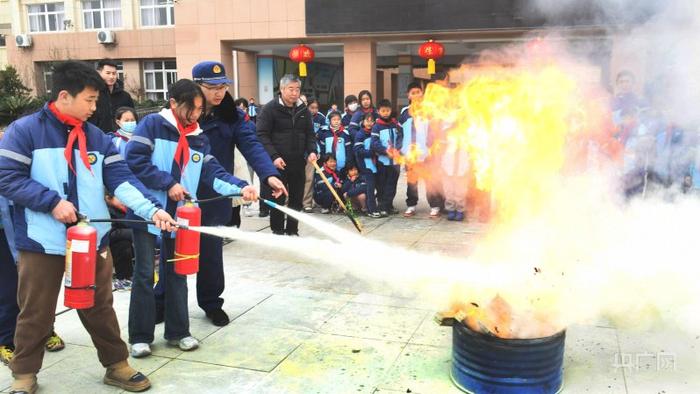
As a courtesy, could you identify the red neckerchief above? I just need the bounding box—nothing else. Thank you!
[172,108,199,173]
[362,125,372,135]
[331,124,344,152]
[323,164,340,185]
[48,101,92,175]
[361,107,373,114]
[116,133,129,142]
[376,117,397,126]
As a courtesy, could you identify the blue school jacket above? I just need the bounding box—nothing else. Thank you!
[353,127,377,174]
[398,107,430,163]
[0,104,161,255]
[341,175,367,198]
[317,126,354,171]
[124,109,247,236]
[370,118,403,166]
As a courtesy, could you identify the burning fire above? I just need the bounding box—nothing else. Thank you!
[412,41,623,338]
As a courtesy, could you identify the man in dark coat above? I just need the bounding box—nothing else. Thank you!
[256,74,318,235]
[88,59,135,133]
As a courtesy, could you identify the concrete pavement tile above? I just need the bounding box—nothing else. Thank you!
[409,315,452,348]
[409,242,473,259]
[154,316,224,357]
[320,302,427,342]
[364,230,428,244]
[377,344,463,394]
[350,293,432,310]
[221,255,297,282]
[177,322,314,371]
[562,324,627,393]
[251,334,404,394]
[420,229,481,246]
[232,293,348,332]
[617,328,700,394]
[263,263,371,294]
[146,359,266,393]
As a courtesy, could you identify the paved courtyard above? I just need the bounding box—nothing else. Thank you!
[1,182,699,394]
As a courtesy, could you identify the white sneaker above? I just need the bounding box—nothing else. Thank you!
[429,207,441,218]
[130,343,151,358]
[404,206,416,217]
[168,336,199,351]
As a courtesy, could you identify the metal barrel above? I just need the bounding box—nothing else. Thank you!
[451,321,565,394]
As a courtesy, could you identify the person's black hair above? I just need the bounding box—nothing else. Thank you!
[97,59,118,71]
[114,106,138,122]
[50,61,105,101]
[616,70,635,83]
[165,79,205,120]
[406,81,422,93]
[327,111,342,121]
[357,90,373,106]
[322,153,337,164]
[361,111,375,124]
[234,98,249,108]
[344,95,358,107]
[307,98,319,107]
[377,98,392,109]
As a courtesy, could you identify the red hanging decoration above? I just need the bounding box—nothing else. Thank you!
[418,39,445,76]
[289,44,315,77]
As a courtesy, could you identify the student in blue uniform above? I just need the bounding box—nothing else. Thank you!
[318,111,354,178]
[348,90,378,134]
[111,106,138,156]
[371,99,403,216]
[0,61,175,393]
[353,112,381,218]
[398,81,444,218]
[313,154,343,214]
[124,79,258,358]
[341,95,359,127]
[341,166,368,213]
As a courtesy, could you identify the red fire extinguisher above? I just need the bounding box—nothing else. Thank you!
[174,200,201,275]
[64,221,97,309]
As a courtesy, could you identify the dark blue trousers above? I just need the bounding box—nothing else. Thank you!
[0,229,19,346]
[361,172,378,213]
[377,164,400,211]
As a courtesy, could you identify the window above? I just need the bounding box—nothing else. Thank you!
[82,0,122,29]
[0,35,6,47]
[28,3,65,32]
[143,60,177,101]
[140,0,174,27]
[43,70,54,95]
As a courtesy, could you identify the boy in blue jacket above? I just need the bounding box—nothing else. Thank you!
[0,61,175,393]
[318,111,355,178]
[353,112,381,217]
[371,99,403,216]
[124,79,257,358]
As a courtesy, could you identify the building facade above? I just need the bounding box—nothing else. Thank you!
[5,0,642,109]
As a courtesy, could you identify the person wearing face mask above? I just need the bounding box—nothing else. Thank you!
[111,107,138,156]
[341,95,359,127]
[107,106,140,290]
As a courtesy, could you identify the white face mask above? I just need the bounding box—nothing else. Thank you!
[348,103,359,112]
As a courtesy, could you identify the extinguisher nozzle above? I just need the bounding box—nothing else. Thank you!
[259,197,277,209]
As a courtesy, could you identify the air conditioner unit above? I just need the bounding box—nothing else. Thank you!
[15,34,32,48]
[97,30,115,44]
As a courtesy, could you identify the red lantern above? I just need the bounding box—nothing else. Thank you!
[289,44,315,77]
[418,39,445,76]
